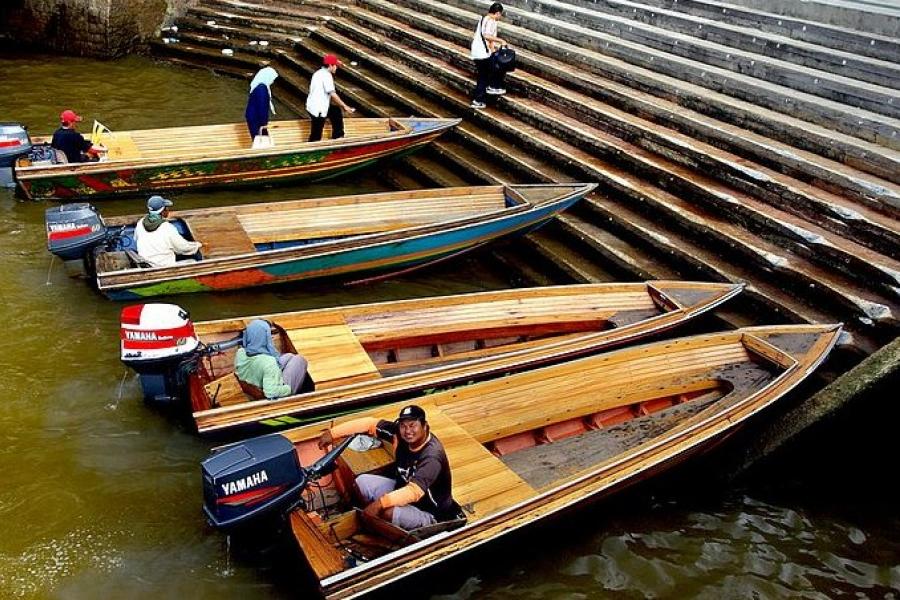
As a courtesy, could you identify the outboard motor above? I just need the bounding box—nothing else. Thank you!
[203,434,357,531]
[120,304,200,405]
[45,203,108,262]
[0,123,32,188]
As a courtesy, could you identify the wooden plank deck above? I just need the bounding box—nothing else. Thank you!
[286,324,382,390]
[238,192,507,243]
[124,119,397,160]
[421,404,535,520]
[183,210,257,258]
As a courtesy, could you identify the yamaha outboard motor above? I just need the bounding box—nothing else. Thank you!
[120,304,201,405]
[203,434,357,531]
[46,203,108,262]
[0,123,32,188]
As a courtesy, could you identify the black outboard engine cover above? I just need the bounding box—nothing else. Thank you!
[202,434,306,531]
[0,123,32,187]
[46,203,108,261]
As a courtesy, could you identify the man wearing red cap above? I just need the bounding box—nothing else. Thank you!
[305,54,356,143]
[51,109,102,163]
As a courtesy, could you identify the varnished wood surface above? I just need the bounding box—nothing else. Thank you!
[20,118,425,173]
[192,282,744,433]
[264,324,840,599]
[286,324,381,390]
[183,211,256,258]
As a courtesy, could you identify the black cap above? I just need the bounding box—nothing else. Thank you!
[397,404,426,422]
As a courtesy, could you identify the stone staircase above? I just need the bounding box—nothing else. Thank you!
[151,0,900,370]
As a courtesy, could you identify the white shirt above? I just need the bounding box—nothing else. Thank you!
[470,17,498,60]
[306,68,336,118]
[134,219,202,268]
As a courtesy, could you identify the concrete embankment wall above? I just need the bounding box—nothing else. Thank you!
[0,0,195,57]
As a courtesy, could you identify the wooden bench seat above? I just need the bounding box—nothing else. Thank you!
[286,323,381,390]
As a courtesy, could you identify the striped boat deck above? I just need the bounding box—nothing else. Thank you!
[102,119,399,161]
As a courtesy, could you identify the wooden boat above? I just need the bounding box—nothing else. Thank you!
[16,118,459,200]
[200,323,841,598]
[49,184,596,299]
[120,281,742,435]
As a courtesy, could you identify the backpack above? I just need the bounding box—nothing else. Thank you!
[492,46,517,73]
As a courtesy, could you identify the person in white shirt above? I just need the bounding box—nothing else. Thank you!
[469,2,507,109]
[306,54,356,142]
[133,195,203,268]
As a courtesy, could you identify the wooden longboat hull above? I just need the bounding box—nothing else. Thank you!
[263,324,841,599]
[16,118,458,200]
[97,184,596,299]
[191,281,743,435]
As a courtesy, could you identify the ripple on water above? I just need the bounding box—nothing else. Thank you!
[0,528,127,598]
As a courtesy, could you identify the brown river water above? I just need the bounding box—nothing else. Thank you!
[0,51,898,599]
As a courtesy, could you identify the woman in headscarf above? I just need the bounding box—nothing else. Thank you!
[234,319,309,399]
[245,66,279,140]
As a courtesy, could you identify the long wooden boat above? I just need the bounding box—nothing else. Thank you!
[120,281,742,435]
[16,118,458,200]
[201,323,841,598]
[47,184,596,299]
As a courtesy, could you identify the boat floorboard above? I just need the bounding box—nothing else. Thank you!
[500,397,717,490]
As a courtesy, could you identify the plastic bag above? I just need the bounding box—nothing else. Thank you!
[251,126,274,150]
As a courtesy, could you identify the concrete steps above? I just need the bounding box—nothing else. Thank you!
[633,0,900,63]
[719,0,900,39]
[294,16,898,346]
[525,0,900,88]
[344,3,900,258]
[386,0,900,168]
[324,9,900,310]
[437,0,900,135]
[498,0,900,90]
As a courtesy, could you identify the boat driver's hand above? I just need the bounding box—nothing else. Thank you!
[317,429,334,450]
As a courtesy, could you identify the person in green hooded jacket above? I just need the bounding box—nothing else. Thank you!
[234,319,309,399]
[133,195,202,268]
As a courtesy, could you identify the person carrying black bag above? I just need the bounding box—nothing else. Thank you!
[469,3,507,109]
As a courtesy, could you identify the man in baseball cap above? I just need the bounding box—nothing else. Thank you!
[133,195,203,268]
[318,404,458,530]
[305,53,355,142]
[51,109,102,163]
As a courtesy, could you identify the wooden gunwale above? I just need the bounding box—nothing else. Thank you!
[315,324,841,599]
[95,184,594,291]
[16,118,456,177]
[193,282,744,433]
